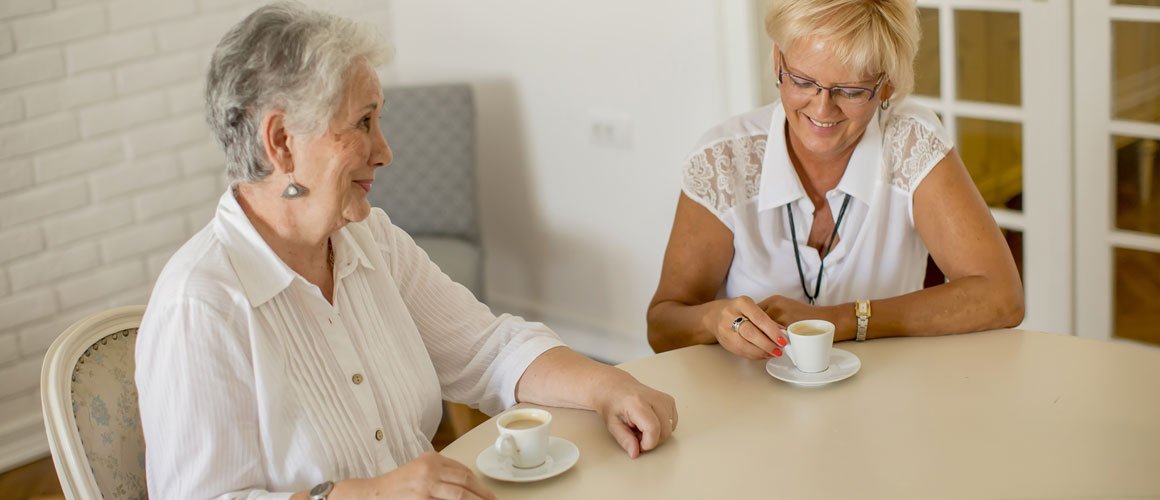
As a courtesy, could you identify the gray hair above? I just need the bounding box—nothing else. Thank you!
[206,1,390,184]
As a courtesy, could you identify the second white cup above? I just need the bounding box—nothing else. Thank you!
[494,408,553,469]
[783,319,835,373]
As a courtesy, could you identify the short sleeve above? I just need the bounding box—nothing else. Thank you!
[883,102,953,194]
[680,134,767,220]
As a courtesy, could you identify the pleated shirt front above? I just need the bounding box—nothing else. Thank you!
[136,191,563,499]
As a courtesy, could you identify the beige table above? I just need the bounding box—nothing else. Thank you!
[442,329,1160,499]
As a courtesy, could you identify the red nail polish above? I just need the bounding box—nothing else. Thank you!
[773,347,783,357]
[776,336,787,347]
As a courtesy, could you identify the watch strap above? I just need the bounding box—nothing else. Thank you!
[855,299,870,342]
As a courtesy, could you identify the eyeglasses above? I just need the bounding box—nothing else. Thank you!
[777,51,886,106]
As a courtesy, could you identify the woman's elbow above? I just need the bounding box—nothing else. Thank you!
[997,278,1025,328]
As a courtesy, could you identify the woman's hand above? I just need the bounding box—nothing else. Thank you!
[593,374,679,458]
[702,296,787,360]
[334,452,495,499]
[758,294,815,328]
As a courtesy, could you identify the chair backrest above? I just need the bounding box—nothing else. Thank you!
[42,305,148,500]
[369,83,479,242]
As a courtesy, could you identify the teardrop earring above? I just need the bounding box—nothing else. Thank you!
[281,173,308,199]
[879,99,891,111]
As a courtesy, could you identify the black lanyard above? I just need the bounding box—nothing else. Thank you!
[787,193,852,305]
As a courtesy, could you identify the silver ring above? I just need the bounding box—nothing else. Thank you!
[731,316,748,333]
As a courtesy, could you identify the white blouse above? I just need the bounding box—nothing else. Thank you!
[681,99,952,305]
[136,191,563,499]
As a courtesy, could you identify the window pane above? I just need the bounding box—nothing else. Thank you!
[1112,21,1160,123]
[958,117,1023,211]
[1114,247,1160,346]
[955,10,1020,105]
[915,8,940,98]
[1113,135,1160,234]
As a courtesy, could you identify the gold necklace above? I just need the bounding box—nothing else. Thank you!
[326,240,334,271]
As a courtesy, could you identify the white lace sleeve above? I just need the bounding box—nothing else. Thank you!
[884,104,952,194]
[681,135,766,219]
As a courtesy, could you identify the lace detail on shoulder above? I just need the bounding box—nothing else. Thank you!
[682,135,767,217]
[884,115,951,193]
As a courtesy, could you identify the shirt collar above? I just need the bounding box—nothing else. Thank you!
[757,103,883,212]
[213,190,375,308]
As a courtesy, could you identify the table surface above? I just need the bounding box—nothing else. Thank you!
[441,330,1160,499]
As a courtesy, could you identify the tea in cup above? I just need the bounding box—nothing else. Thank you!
[783,319,835,373]
[494,408,552,468]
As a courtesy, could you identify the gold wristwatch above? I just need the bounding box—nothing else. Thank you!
[855,299,871,342]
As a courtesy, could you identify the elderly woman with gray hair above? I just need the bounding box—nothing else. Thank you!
[135,3,677,499]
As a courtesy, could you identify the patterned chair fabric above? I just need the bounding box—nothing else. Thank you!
[70,328,148,499]
[370,84,479,242]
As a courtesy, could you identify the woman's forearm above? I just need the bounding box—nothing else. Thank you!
[646,300,722,353]
[812,275,1024,341]
[514,346,634,410]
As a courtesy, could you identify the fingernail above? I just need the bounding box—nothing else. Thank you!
[773,347,783,357]
[776,336,787,347]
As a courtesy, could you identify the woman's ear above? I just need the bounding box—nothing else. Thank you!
[879,81,896,104]
[260,110,293,175]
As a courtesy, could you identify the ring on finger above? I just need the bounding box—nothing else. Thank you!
[731,316,748,333]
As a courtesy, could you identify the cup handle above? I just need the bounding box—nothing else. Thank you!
[783,344,798,367]
[494,434,517,459]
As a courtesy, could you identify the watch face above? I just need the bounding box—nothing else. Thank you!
[310,481,333,496]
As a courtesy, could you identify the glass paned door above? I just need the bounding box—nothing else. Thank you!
[1076,1,1160,344]
[909,0,1070,333]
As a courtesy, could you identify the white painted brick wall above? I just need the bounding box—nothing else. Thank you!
[34,136,124,183]
[90,153,179,200]
[0,358,42,400]
[22,71,116,118]
[79,91,168,137]
[0,179,89,228]
[0,0,51,21]
[0,24,14,56]
[56,260,145,310]
[0,93,20,125]
[109,0,196,31]
[8,242,101,292]
[0,158,33,194]
[10,5,106,50]
[0,48,64,90]
[42,201,134,247]
[65,29,154,74]
[126,114,206,158]
[0,112,78,158]
[99,214,187,262]
[0,0,393,473]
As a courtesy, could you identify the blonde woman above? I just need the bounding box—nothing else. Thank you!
[648,0,1023,359]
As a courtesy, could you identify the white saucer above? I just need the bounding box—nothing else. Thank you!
[765,348,861,387]
[476,436,579,482]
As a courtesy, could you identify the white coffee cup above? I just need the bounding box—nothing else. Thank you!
[494,408,553,469]
[783,319,835,373]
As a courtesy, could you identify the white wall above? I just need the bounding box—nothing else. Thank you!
[0,0,390,473]
[386,0,737,363]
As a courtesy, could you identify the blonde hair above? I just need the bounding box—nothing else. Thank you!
[765,0,920,98]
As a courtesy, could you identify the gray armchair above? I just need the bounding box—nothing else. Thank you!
[369,84,483,298]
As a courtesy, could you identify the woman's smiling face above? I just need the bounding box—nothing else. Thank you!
[287,61,392,226]
[778,38,891,162]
